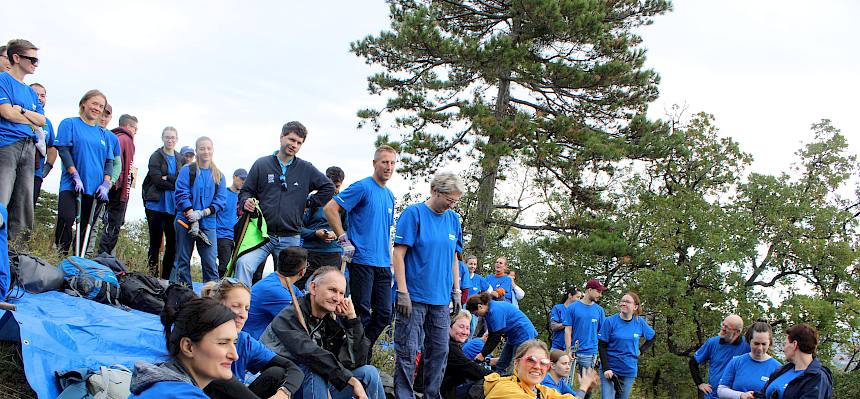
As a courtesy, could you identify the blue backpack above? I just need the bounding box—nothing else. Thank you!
[60,256,121,305]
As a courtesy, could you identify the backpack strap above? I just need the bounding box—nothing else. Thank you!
[188,162,221,199]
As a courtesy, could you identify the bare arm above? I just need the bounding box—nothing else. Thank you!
[565,326,572,352]
[452,255,460,292]
[0,104,45,127]
[324,200,346,236]
[46,147,57,166]
[393,245,408,293]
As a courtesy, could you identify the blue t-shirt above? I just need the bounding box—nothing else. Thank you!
[468,273,489,296]
[562,300,605,355]
[462,338,484,360]
[764,368,804,399]
[34,118,54,179]
[485,300,537,346]
[541,374,575,395]
[459,261,470,294]
[145,154,177,214]
[484,274,513,302]
[394,203,462,305]
[598,314,655,377]
[0,72,42,147]
[334,176,394,267]
[550,303,570,350]
[720,354,781,395]
[217,188,239,240]
[244,271,304,339]
[694,336,751,399]
[174,165,227,230]
[55,117,114,194]
[233,331,277,382]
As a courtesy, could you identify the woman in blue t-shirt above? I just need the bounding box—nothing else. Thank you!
[541,349,576,395]
[172,136,227,285]
[466,291,538,372]
[760,324,833,399]
[598,292,656,399]
[53,90,114,255]
[143,127,181,279]
[717,320,781,399]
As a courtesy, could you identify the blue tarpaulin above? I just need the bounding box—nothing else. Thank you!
[0,291,168,398]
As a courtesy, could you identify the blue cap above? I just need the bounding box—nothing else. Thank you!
[180,146,194,155]
[233,168,248,179]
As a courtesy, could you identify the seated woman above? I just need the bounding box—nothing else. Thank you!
[129,297,238,398]
[482,339,598,399]
[466,292,538,372]
[441,311,493,398]
[717,320,781,399]
[760,324,833,399]
[201,278,303,398]
[541,350,575,395]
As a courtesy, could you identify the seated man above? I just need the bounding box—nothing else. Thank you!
[261,267,385,399]
[243,247,306,339]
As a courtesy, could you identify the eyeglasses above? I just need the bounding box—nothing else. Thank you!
[721,323,738,332]
[16,54,39,66]
[436,191,460,204]
[520,355,551,371]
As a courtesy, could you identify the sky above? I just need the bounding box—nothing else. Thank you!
[3,0,858,223]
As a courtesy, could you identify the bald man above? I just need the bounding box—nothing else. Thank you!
[689,314,751,399]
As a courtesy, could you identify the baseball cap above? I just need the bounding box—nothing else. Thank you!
[585,279,607,292]
[103,103,112,115]
[180,146,194,156]
[233,168,248,179]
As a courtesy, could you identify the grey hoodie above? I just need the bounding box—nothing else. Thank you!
[129,360,198,394]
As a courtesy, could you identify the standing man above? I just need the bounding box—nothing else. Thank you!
[216,168,246,277]
[324,145,397,349]
[484,257,514,303]
[97,114,137,255]
[564,278,607,393]
[0,39,45,242]
[235,121,335,285]
[297,165,346,290]
[689,314,750,399]
[30,83,55,205]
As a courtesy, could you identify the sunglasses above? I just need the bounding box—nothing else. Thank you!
[17,54,39,66]
[520,355,551,371]
[279,174,289,191]
[221,277,247,288]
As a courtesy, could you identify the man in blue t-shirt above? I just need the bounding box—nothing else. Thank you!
[564,279,607,385]
[690,314,750,399]
[324,145,397,348]
[550,286,581,350]
[29,83,55,206]
[298,166,347,290]
[216,168,246,277]
[244,247,306,340]
[484,257,514,302]
[0,39,45,242]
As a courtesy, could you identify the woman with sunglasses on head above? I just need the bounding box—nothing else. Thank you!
[541,350,576,395]
[200,278,303,399]
[760,324,832,399]
[483,339,598,398]
[129,297,238,398]
[717,320,781,399]
[597,292,655,399]
[143,127,181,278]
[53,89,115,255]
[466,292,538,373]
[172,136,227,285]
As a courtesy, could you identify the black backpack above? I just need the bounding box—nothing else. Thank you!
[92,252,129,274]
[118,272,168,314]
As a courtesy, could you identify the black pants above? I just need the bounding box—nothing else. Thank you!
[203,366,290,398]
[295,251,342,291]
[217,237,234,278]
[55,190,96,256]
[145,208,176,279]
[33,176,42,206]
[98,188,127,255]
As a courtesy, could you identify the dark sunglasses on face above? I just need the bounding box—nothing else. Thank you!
[521,355,551,370]
[17,54,39,66]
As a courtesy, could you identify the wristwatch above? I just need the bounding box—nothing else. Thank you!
[20,107,26,115]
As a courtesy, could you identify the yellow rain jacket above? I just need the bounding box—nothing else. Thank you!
[483,373,576,399]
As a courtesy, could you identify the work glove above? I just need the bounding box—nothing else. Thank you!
[186,209,206,222]
[396,291,412,318]
[72,171,84,193]
[42,162,53,178]
[95,180,111,201]
[338,234,356,262]
[34,127,46,157]
[451,289,462,314]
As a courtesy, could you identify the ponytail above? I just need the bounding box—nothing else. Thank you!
[161,297,235,357]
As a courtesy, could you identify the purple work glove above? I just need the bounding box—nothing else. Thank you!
[338,234,355,262]
[72,171,84,193]
[95,180,111,201]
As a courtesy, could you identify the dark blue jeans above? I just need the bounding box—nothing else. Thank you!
[348,263,392,347]
[394,302,450,399]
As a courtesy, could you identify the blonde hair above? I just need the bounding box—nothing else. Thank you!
[195,136,221,185]
[450,310,472,326]
[77,89,106,118]
[201,279,250,301]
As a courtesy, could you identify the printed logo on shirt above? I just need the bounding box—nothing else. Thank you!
[388,207,393,215]
[100,139,106,147]
[267,174,275,183]
[633,333,640,338]
[293,181,299,186]
[31,103,37,110]
[448,233,456,241]
[760,376,769,382]
[394,234,403,240]
[591,318,598,323]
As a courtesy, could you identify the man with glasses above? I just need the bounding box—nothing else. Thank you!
[236,121,335,285]
[98,114,138,254]
[689,314,750,399]
[0,39,45,242]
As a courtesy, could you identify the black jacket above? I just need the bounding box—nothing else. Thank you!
[441,340,491,397]
[259,295,370,390]
[142,148,180,202]
[759,357,832,399]
[238,154,334,236]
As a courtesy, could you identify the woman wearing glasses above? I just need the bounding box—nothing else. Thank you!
[483,340,598,398]
[466,292,538,373]
[200,278,303,398]
[597,292,655,399]
[143,127,181,279]
[172,136,226,285]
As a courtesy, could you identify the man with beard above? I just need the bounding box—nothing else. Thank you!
[689,314,750,399]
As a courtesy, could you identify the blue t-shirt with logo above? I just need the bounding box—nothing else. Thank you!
[334,176,394,267]
[562,300,605,355]
[394,203,462,305]
[55,117,114,194]
[484,274,513,302]
[550,303,570,350]
[485,300,537,347]
[244,271,304,340]
[694,336,751,399]
[598,314,655,377]
[145,154,177,214]
[233,331,276,382]
[468,273,489,297]
[217,188,239,240]
[720,353,781,395]
[0,72,42,147]
[764,368,804,399]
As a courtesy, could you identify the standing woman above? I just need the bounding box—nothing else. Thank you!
[597,292,656,399]
[143,127,181,278]
[172,136,226,285]
[760,324,832,399]
[53,90,114,255]
[718,320,781,399]
[466,292,538,372]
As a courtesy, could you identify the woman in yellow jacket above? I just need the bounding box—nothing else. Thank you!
[483,340,599,399]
